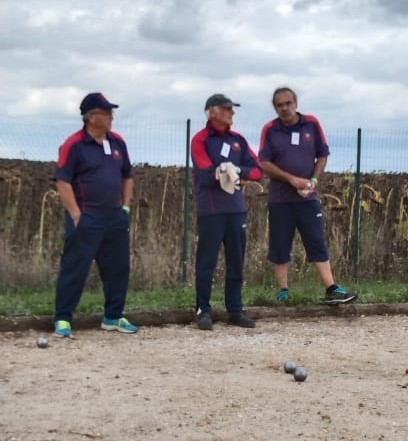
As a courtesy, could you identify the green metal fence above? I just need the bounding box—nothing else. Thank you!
[0,117,407,172]
[0,118,407,285]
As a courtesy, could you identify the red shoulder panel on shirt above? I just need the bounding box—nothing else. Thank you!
[191,127,213,169]
[259,119,279,153]
[229,129,242,137]
[302,114,328,145]
[303,114,320,123]
[57,129,86,167]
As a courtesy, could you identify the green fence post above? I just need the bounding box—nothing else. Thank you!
[182,119,191,284]
[353,128,362,282]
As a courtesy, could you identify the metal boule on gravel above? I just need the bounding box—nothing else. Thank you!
[294,367,307,382]
[284,360,297,373]
[36,336,48,348]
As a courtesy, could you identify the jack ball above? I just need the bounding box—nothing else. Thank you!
[36,336,48,348]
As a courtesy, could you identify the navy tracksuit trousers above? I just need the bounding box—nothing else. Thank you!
[55,212,130,322]
[195,212,247,314]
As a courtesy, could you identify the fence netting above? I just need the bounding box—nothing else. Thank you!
[0,117,407,172]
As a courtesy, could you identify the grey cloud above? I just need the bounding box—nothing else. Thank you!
[225,0,245,5]
[0,1,205,66]
[293,0,325,11]
[375,0,408,15]
[292,0,408,18]
[138,0,203,44]
[330,47,408,87]
[0,4,38,51]
[302,0,408,20]
[1,0,408,132]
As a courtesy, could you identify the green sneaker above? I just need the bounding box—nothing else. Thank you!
[277,288,289,301]
[54,320,72,338]
[101,317,139,333]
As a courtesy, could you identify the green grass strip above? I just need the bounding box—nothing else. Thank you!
[0,281,407,317]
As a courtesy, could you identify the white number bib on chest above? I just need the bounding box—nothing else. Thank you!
[221,142,231,158]
[291,132,300,146]
[103,140,111,155]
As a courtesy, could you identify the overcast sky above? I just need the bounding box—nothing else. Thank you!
[1,0,408,162]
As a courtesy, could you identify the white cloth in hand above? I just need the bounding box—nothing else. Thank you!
[297,181,313,198]
[216,162,240,194]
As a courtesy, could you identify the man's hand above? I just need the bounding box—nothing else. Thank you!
[71,214,81,227]
[297,180,316,198]
[289,176,311,190]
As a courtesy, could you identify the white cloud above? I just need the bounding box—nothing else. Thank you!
[6,87,83,116]
[0,0,408,131]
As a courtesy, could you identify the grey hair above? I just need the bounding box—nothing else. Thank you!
[272,87,298,107]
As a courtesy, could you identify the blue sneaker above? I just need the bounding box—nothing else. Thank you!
[277,288,289,301]
[54,320,72,338]
[101,317,139,333]
[324,285,357,305]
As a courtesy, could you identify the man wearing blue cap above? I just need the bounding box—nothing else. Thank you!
[191,93,263,330]
[53,92,138,337]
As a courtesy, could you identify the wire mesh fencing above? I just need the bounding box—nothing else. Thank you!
[0,116,407,173]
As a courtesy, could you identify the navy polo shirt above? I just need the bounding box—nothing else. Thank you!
[259,114,329,203]
[55,128,132,216]
[191,121,262,217]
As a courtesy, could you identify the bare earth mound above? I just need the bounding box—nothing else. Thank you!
[1,315,408,441]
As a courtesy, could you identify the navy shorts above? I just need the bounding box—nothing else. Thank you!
[267,200,329,264]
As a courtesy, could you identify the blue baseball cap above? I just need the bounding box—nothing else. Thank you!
[80,93,119,114]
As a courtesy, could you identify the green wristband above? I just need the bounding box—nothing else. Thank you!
[311,176,319,185]
[122,204,130,213]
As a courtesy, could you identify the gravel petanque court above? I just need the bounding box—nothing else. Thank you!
[1,315,408,441]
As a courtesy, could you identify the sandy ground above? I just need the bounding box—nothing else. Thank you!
[1,315,408,441]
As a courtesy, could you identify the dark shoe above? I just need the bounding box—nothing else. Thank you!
[324,285,358,305]
[197,311,213,330]
[228,312,256,328]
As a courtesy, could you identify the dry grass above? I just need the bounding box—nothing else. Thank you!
[0,160,407,291]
